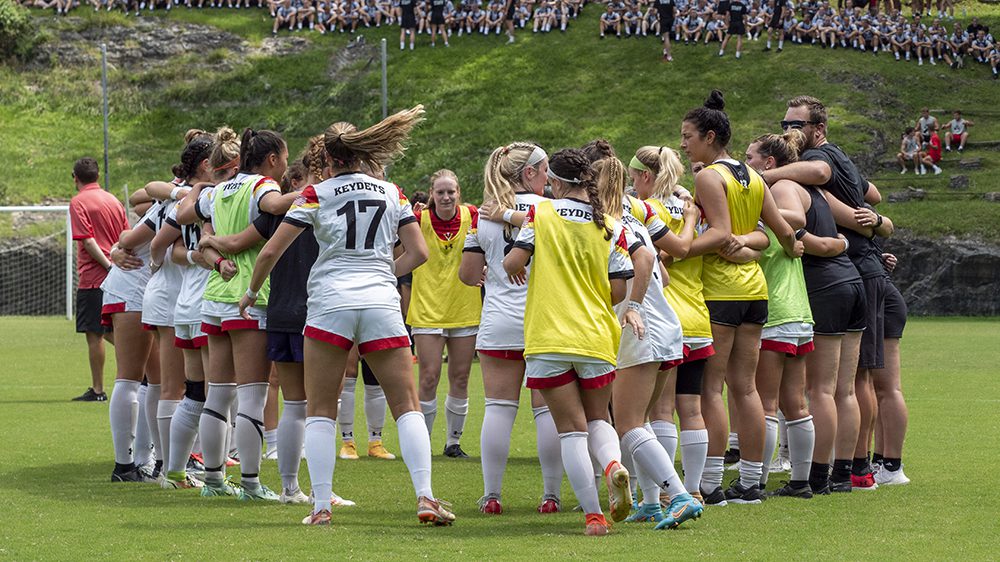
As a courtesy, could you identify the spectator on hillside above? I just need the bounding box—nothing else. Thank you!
[69,157,129,403]
[920,130,943,174]
[599,4,621,38]
[915,107,938,146]
[966,16,987,39]
[944,110,973,151]
[896,127,921,174]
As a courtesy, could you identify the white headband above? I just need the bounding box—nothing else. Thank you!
[525,146,547,167]
[546,168,581,184]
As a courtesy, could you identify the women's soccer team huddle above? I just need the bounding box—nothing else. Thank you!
[101,92,910,535]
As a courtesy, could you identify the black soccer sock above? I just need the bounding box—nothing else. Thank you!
[831,459,852,482]
[809,462,830,488]
[872,452,884,465]
[852,457,870,476]
[883,457,902,472]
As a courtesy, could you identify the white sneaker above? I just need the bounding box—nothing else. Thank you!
[768,455,791,473]
[263,448,278,460]
[280,487,311,504]
[331,492,357,507]
[900,168,907,174]
[874,466,910,486]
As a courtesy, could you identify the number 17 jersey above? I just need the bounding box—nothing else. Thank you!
[283,171,417,318]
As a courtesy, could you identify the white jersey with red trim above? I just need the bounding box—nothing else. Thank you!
[142,200,185,326]
[283,172,416,319]
[463,192,544,350]
[99,201,159,305]
[167,202,212,326]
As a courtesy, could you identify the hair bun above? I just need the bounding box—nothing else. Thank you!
[704,89,725,111]
[216,127,238,143]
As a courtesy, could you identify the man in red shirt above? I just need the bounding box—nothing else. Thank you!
[69,157,129,402]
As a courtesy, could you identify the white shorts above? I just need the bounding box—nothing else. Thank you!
[201,300,267,334]
[476,308,524,352]
[411,325,479,338]
[141,286,178,328]
[305,308,411,355]
[761,321,815,357]
[525,353,616,390]
[617,309,685,370]
[174,323,208,349]
[100,289,143,327]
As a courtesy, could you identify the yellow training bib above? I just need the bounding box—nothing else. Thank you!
[408,206,483,328]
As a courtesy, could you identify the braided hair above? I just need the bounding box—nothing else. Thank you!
[549,148,611,240]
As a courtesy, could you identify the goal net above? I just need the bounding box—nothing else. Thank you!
[0,206,74,319]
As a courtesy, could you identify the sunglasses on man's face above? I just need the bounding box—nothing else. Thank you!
[781,120,820,130]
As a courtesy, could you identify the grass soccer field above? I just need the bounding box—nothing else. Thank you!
[1,316,997,560]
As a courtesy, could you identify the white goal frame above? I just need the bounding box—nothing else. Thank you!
[0,206,73,320]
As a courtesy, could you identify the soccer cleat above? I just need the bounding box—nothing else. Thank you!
[537,495,561,514]
[625,502,664,523]
[331,492,357,507]
[339,441,360,460]
[829,479,853,493]
[723,481,766,504]
[200,477,241,497]
[280,487,311,504]
[73,387,108,402]
[417,496,456,525]
[238,483,280,501]
[604,460,633,522]
[302,509,332,525]
[187,455,206,478]
[874,466,910,486]
[655,493,704,530]
[723,448,741,466]
[700,486,728,506]
[690,490,704,504]
[443,444,470,458]
[263,448,278,461]
[367,440,396,460]
[851,472,879,491]
[226,456,240,467]
[769,453,792,473]
[768,481,813,499]
[478,494,502,515]
[111,467,158,483]
[584,513,610,536]
[161,472,204,489]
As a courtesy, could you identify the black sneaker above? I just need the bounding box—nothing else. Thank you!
[700,486,728,506]
[723,481,766,504]
[768,481,813,499]
[73,387,108,402]
[112,466,158,483]
[723,448,741,465]
[443,444,469,458]
[830,479,852,493]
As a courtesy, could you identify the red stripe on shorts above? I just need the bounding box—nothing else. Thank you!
[101,302,126,326]
[303,325,354,351]
[796,340,815,356]
[478,349,526,361]
[658,358,684,371]
[526,369,578,390]
[359,335,411,355]
[761,339,799,355]
[579,370,616,390]
[221,319,261,332]
[685,344,716,362]
[142,323,157,331]
[201,322,223,336]
[175,336,208,349]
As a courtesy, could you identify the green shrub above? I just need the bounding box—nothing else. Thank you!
[0,0,37,61]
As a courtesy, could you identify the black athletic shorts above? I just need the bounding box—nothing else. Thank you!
[658,8,674,32]
[859,275,886,369]
[728,21,745,35]
[267,331,305,363]
[76,288,108,334]
[706,300,768,327]
[768,11,781,29]
[360,358,380,386]
[505,0,515,20]
[430,7,445,24]
[883,280,907,339]
[676,358,705,395]
[809,281,866,336]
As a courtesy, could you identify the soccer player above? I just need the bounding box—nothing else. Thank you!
[718,0,746,57]
[654,0,676,59]
[239,105,456,526]
[399,0,417,49]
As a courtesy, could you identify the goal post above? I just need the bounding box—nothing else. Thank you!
[0,206,74,320]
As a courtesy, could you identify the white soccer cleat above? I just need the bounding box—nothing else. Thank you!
[280,487,311,504]
[874,466,910,486]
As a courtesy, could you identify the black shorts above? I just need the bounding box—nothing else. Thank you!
[706,300,768,327]
[728,21,745,35]
[401,7,417,27]
[883,280,907,339]
[76,288,108,334]
[658,8,674,30]
[505,1,515,19]
[859,275,886,369]
[430,7,445,24]
[809,281,867,336]
[676,358,705,395]
[768,11,781,29]
[360,358,380,386]
[267,331,305,363]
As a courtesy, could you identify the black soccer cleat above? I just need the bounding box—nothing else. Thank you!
[112,466,158,483]
[723,448,741,465]
[443,444,470,458]
[723,481,766,504]
[830,479,853,493]
[700,486,729,506]
[768,480,813,499]
[73,388,108,402]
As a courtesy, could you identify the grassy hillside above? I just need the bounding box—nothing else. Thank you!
[3,4,1000,240]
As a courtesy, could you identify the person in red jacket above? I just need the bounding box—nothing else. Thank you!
[920,132,943,175]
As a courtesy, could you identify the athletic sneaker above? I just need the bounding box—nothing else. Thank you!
[417,496,456,525]
[339,441,359,460]
[874,466,910,486]
[226,456,240,467]
[200,477,241,497]
[111,466,157,483]
[604,460,633,522]
[768,481,813,499]
[769,453,791,473]
[161,472,204,489]
[367,440,396,460]
[625,502,664,523]
[700,486,728,506]
[187,455,206,478]
[584,513,610,536]
[73,387,108,402]
[478,494,502,515]
[443,444,469,458]
[723,481,766,504]
[829,479,852,493]
[851,472,879,491]
[724,448,741,466]
[655,493,704,530]
[302,509,332,525]
[238,484,280,501]
[263,448,278,461]
[537,495,561,514]
[280,487,311,504]
[331,492,357,507]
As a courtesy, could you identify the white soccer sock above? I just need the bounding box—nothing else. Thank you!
[235,382,268,489]
[787,415,815,482]
[586,419,622,473]
[278,400,307,492]
[651,419,679,464]
[679,429,709,493]
[397,410,434,498]
[740,460,763,489]
[727,431,740,451]
[109,379,141,465]
[623,427,686,500]
[364,385,387,442]
[264,429,277,456]
[144,384,163,462]
[304,416,337,512]
[481,399,518,497]
[444,395,468,446]
[338,376,356,443]
[227,400,238,458]
[532,406,563,499]
[777,410,789,457]
[200,382,237,483]
[760,415,779,486]
[156,399,180,473]
[621,447,640,499]
[420,398,437,437]
[134,384,154,466]
[560,432,602,514]
[701,456,724,492]
[167,396,203,475]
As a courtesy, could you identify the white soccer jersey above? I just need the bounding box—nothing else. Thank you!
[283,172,416,319]
[463,192,544,350]
[166,202,212,326]
[142,200,184,327]
[100,201,158,305]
